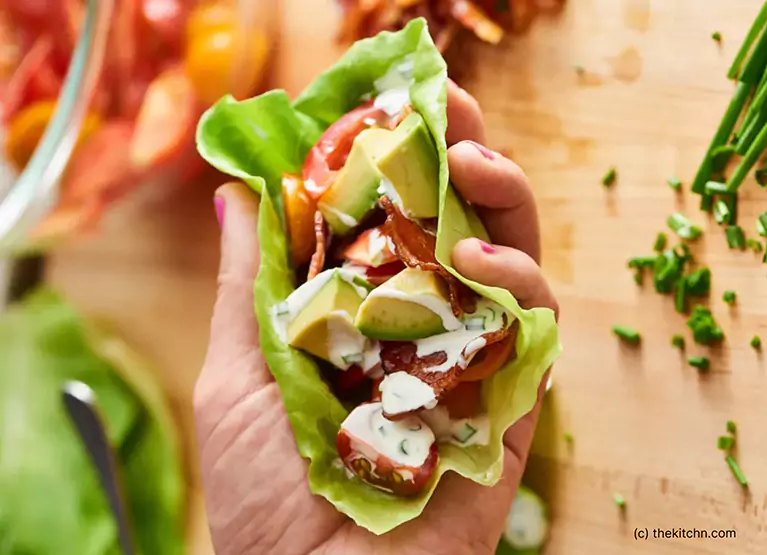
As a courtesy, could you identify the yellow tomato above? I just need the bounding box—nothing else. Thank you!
[186,2,237,41]
[4,100,100,170]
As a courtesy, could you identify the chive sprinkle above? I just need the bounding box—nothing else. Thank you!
[564,432,574,443]
[705,180,730,195]
[612,325,641,344]
[653,232,667,252]
[675,276,688,313]
[686,268,711,297]
[714,200,732,224]
[687,305,724,345]
[688,356,710,371]
[711,31,722,42]
[668,212,702,240]
[725,455,749,487]
[667,176,682,190]
[757,212,767,237]
[751,335,762,349]
[726,420,737,435]
[746,238,763,252]
[725,225,746,249]
[628,256,656,269]
[602,167,617,186]
[756,167,767,186]
[723,290,737,304]
[718,435,735,451]
[727,1,767,79]
[613,493,626,509]
[672,334,685,349]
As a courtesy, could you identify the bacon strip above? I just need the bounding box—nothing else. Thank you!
[380,196,476,316]
[307,210,328,281]
[379,316,518,404]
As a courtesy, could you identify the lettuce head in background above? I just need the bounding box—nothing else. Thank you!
[196,18,561,533]
[0,290,185,555]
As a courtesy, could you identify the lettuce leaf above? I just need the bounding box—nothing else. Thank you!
[0,290,185,555]
[196,18,561,534]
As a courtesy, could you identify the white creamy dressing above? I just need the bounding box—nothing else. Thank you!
[376,176,403,208]
[414,298,511,374]
[363,287,464,332]
[327,311,368,370]
[321,203,359,228]
[342,402,435,467]
[373,56,415,117]
[420,405,491,447]
[269,269,369,343]
[379,371,437,415]
[362,341,383,378]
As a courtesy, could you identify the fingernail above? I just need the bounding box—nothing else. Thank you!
[465,140,495,160]
[478,239,496,254]
[214,196,225,228]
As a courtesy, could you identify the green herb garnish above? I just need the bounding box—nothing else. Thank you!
[718,435,735,451]
[713,200,731,224]
[725,225,746,249]
[688,356,710,371]
[722,290,737,304]
[667,176,682,190]
[672,334,685,349]
[602,167,617,186]
[711,31,722,43]
[686,267,711,297]
[727,420,737,434]
[675,276,688,313]
[668,212,702,240]
[612,325,641,344]
[653,232,667,252]
[687,305,724,345]
[747,238,763,252]
[628,256,656,269]
[757,212,767,237]
[613,493,626,509]
[705,180,730,195]
[751,335,762,349]
[725,455,749,487]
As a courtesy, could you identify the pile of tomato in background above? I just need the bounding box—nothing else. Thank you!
[0,0,271,244]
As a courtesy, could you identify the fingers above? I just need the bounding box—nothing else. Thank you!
[200,182,264,384]
[449,142,541,264]
[451,239,558,317]
[446,79,486,145]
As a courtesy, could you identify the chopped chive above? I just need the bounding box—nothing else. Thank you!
[563,432,574,443]
[705,180,730,195]
[726,420,737,434]
[687,305,724,345]
[713,200,731,224]
[686,267,711,297]
[718,435,735,451]
[691,82,752,194]
[711,145,736,172]
[612,325,641,344]
[612,493,626,509]
[667,176,682,190]
[757,212,767,236]
[675,276,688,313]
[574,64,585,75]
[756,167,767,186]
[725,225,746,249]
[727,1,767,79]
[672,334,685,349]
[711,31,722,42]
[653,232,667,252]
[633,271,643,285]
[602,167,617,186]
[399,439,409,455]
[628,256,657,269]
[751,335,762,349]
[725,455,749,487]
[700,193,714,212]
[736,110,767,155]
[674,243,693,262]
[722,290,737,304]
[668,212,702,240]
[688,356,710,371]
[747,238,763,252]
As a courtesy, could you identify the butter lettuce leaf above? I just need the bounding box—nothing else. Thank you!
[0,290,184,555]
[195,18,561,534]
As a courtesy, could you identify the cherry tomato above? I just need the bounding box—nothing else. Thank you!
[342,226,398,267]
[142,0,186,53]
[439,380,482,419]
[130,67,196,168]
[459,335,515,382]
[282,174,317,266]
[302,100,393,199]
[4,100,100,170]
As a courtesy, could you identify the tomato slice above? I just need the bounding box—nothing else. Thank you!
[439,380,482,419]
[282,174,318,266]
[342,225,398,267]
[459,335,515,382]
[302,99,393,199]
[61,121,137,203]
[142,0,186,53]
[129,67,196,168]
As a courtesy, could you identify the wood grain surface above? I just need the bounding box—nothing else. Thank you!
[49,0,767,553]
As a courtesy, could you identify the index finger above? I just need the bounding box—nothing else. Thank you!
[446,79,486,145]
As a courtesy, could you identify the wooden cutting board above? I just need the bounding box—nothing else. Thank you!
[49,0,767,553]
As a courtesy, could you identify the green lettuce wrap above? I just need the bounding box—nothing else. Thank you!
[196,18,561,534]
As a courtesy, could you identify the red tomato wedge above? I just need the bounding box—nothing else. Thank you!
[2,37,61,123]
[129,67,196,169]
[62,121,137,203]
[142,0,186,53]
[342,225,398,267]
[107,0,140,115]
[439,381,482,419]
[302,99,392,199]
[459,334,516,382]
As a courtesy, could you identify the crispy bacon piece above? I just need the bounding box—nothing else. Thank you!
[379,316,517,404]
[307,210,328,281]
[380,196,476,316]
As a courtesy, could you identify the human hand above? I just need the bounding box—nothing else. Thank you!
[194,82,558,555]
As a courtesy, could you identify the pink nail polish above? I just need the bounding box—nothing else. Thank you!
[465,140,495,160]
[214,196,225,227]
[478,239,496,254]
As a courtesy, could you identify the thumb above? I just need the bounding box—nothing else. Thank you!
[201,181,263,384]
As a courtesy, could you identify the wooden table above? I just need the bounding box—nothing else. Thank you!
[49,1,767,553]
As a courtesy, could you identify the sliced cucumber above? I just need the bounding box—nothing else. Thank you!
[503,486,548,550]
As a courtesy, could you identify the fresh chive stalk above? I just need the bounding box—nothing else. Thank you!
[711,145,736,171]
[718,435,735,451]
[653,233,667,252]
[735,110,767,155]
[738,19,767,85]
[757,212,767,236]
[688,356,710,371]
[700,193,714,212]
[723,290,737,304]
[725,455,749,487]
[727,1,767,79]
[612,325,641,344]
[725,225,746,249]
[725,124,767,192]
[746,238,763,252]
[672,334,685,349]
[705,180,730,195]
[668,212,702,240]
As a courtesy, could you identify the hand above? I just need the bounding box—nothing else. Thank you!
[194,82,558,555]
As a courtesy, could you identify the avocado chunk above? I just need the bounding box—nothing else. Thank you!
[355,268,462,340]
[373,112,439,219]
[285,270,373,369]
[318,128,391,235]
[318,112,439,235]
